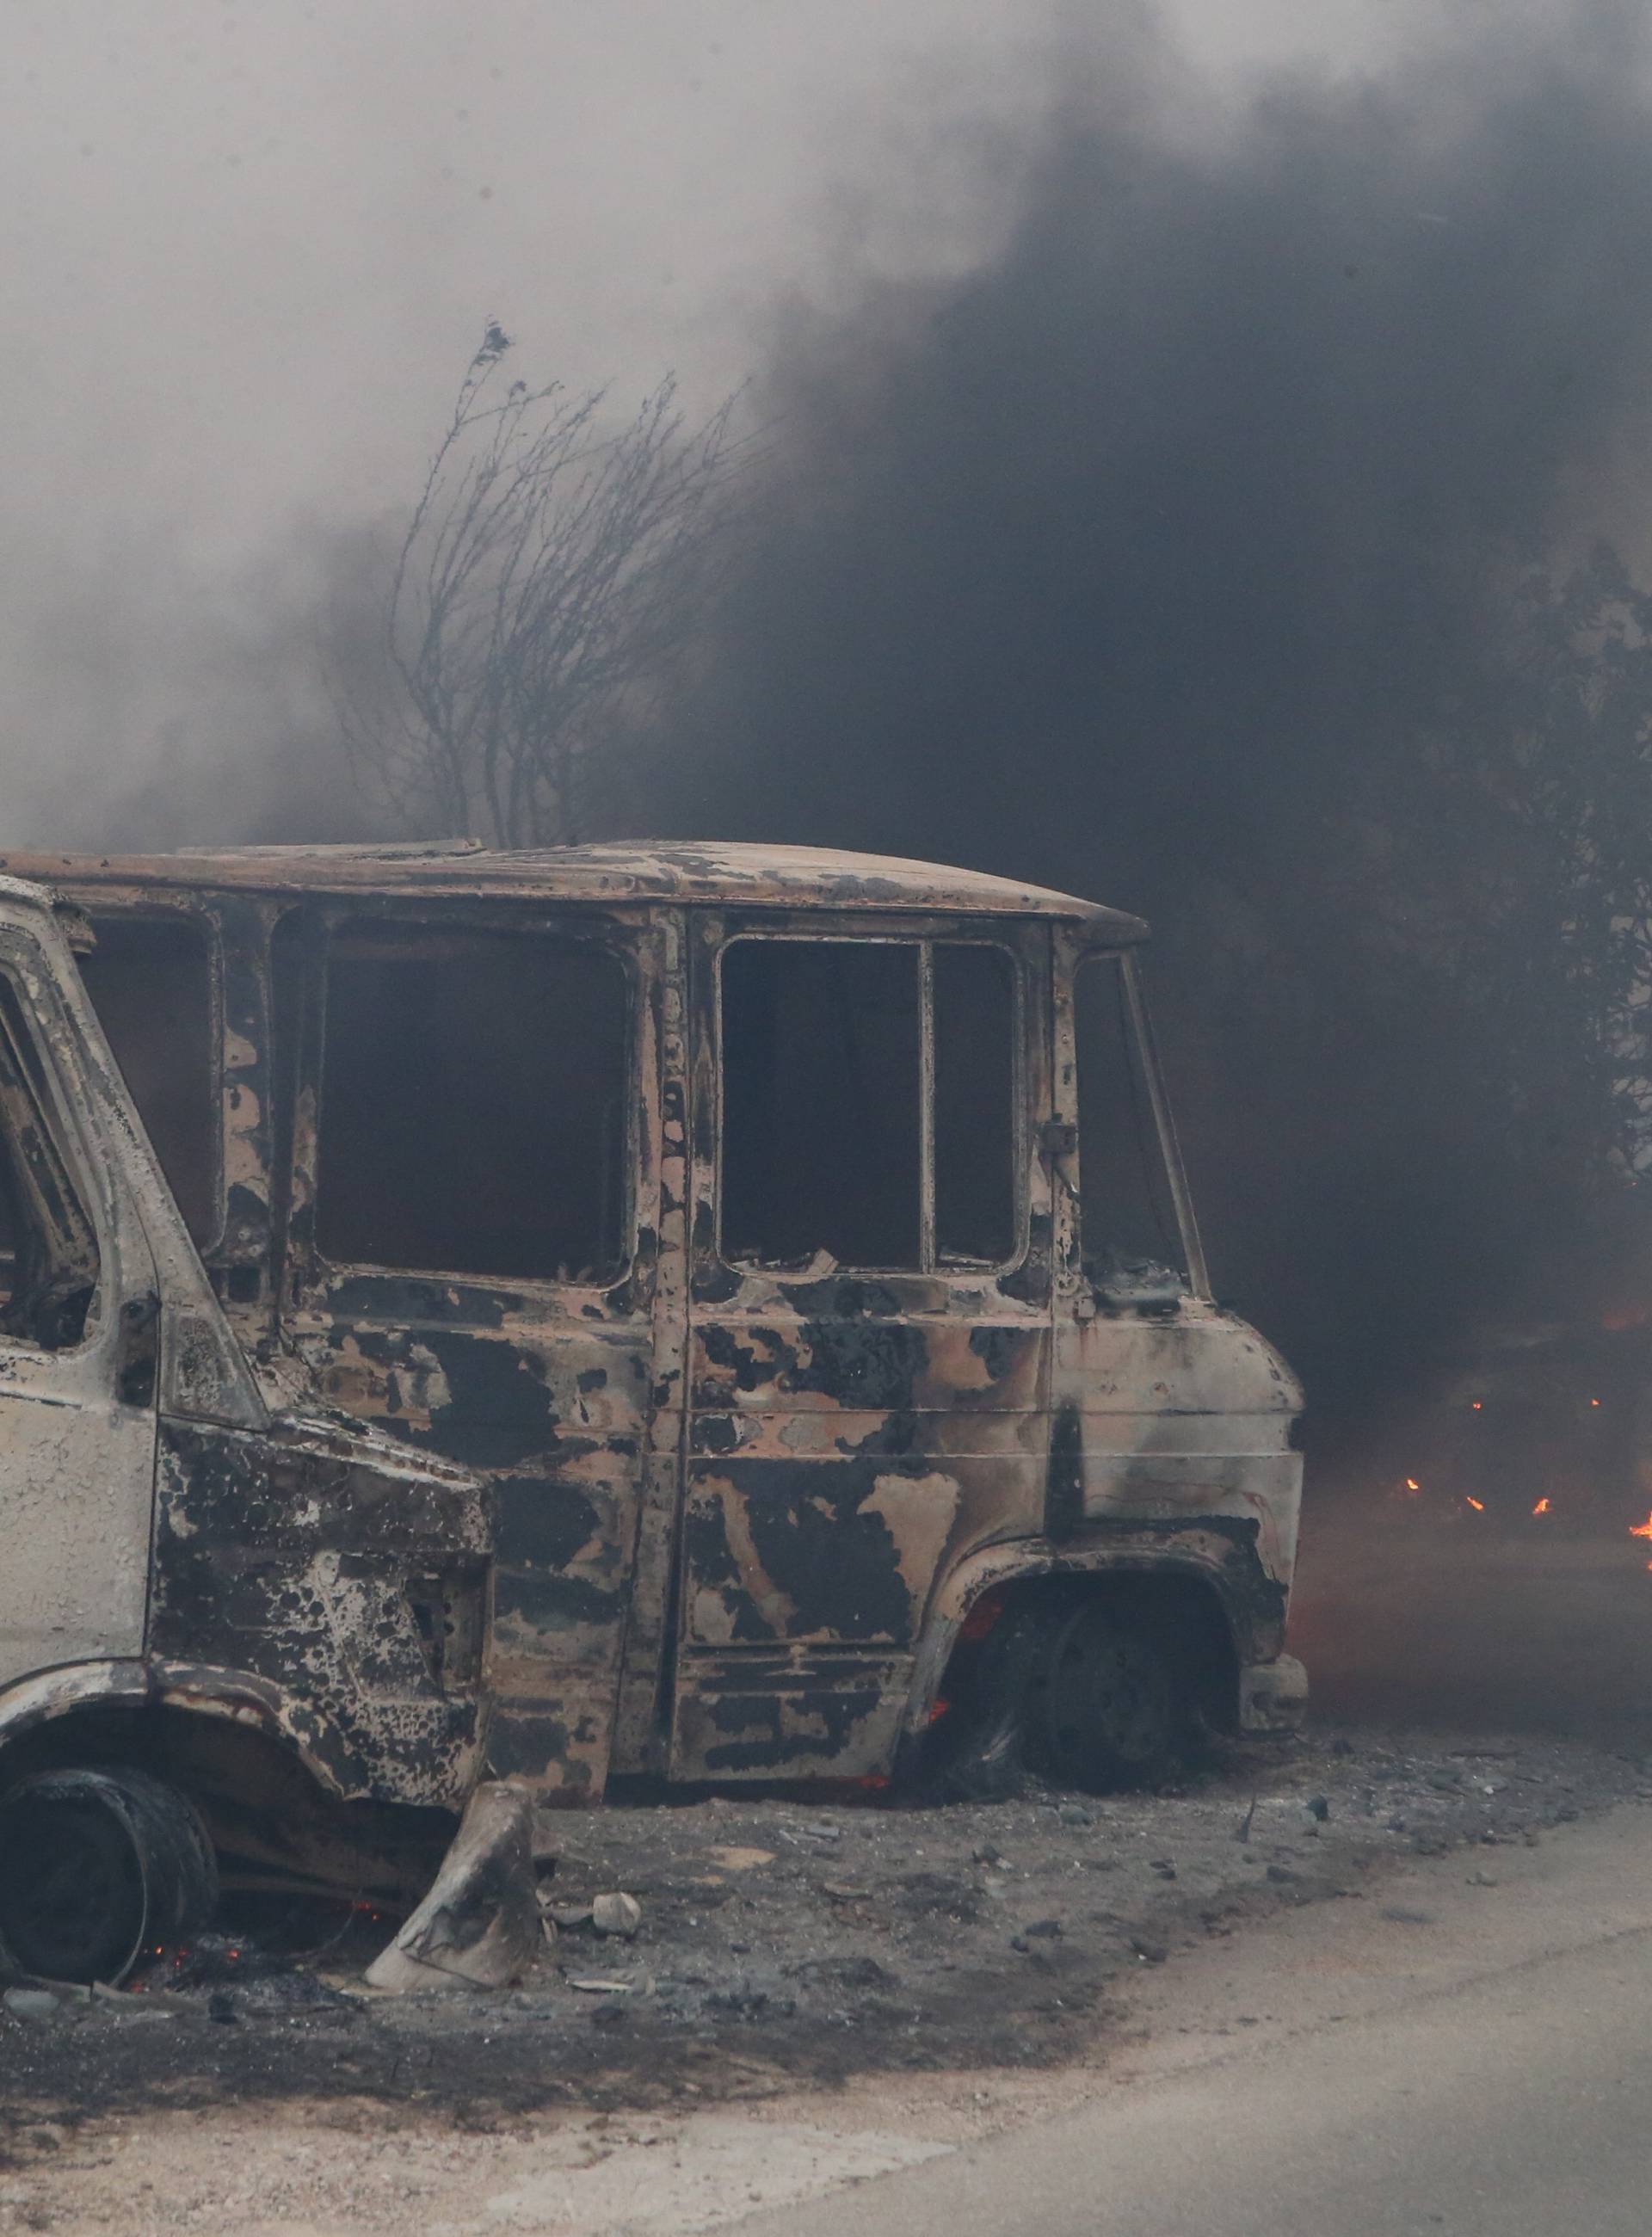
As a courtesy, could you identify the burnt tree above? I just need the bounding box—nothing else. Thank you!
[349,324,740,846]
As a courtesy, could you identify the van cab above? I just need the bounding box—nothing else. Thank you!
[0,838,1304,1847]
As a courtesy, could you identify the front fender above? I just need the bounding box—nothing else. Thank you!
[0,1656,435,1804]
[904,1518,1291,1741]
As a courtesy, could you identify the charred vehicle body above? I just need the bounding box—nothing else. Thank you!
[0,873,491,1984]
[0,839,1304,1966]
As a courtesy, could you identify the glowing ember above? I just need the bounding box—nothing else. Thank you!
[1464,1496,1485,1512]
[1404,1477,1421,1491]
[1630,1513,1652,1542]
[1533,1497,1551,1514]
[1591,1398,1602,1408]
[1471,1400,1483,1411]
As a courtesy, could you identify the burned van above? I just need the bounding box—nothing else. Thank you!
[0,871,491,1983]
[2,839,1304,1840]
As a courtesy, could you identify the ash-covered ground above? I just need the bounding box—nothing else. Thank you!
[1,1722,1645,2156]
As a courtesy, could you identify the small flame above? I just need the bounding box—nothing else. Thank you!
[1630,1513,1652,1542]
[1533,1497,1551,1514]
[1471,1400,1483,1411]
[1591,1398,1602,1408]
[1405,1477,1421,1492]
[1465,1496,1486,1513]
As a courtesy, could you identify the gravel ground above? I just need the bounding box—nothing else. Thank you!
[0,1718,1645,2155]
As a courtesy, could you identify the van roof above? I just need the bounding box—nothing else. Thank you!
[0,841,1147,936]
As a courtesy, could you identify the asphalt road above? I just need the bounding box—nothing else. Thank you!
[726,1801,1652,2237]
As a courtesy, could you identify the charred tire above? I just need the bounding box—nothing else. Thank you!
[922,1605,1049,1801]
[0,1766,219,1985]
[1028,1602,1187,1792]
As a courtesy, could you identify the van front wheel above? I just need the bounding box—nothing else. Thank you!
[0,1766,219,1985]
[1030,1603,1187,1791]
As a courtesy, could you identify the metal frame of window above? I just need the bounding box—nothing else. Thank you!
[305,910,640,1292]
[83,903,225,1258]
[1071,944,1211,1299]
[715,930,1025,1277]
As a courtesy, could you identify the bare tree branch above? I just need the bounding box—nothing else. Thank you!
[340,324,745,846]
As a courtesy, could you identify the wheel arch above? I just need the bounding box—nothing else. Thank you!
[0,1659,355,1799]
[903,1536,1248,1747]
[0,1661,454,1904]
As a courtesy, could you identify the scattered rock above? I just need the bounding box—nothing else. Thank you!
[1265,1864,1300,1884]
[591,1892,643,1940]
[3,1989,59,2022]
[567,1976,634,1995]
[1058,1804,1094,1828]
[1130,1937,1169,1965]
[1381,1906,1433,1925]
[1150,1858,1177,1880]
[1022,1919,1063,1939]
[1306,1796,1331,1823]
[971,1842,1002,1866]
[705,1846,776,1872]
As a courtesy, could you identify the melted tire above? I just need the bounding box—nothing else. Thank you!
[0,1766,219,1985]
[922,1607,1050,1802]
[1028,1602,1187,1793]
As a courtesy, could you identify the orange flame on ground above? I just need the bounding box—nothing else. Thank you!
[1533,1498,1551,1515]
[1464,1496,1486,1512]
[1404,1478,1421,1492]
[1630,1513,1652,1542]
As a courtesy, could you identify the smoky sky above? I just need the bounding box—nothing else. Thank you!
[7,0,1651,1445]
[648,5,1652,1429]
[0,0,1415,843]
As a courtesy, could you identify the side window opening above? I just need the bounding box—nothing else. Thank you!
[315,924,629,1285]
[1074,952,1187,1285]
[0,976,99,1350]
[719,936,1018,1273]
[722,940,922,1270]
[934,944,1016,1265]
[77,913,219,1249]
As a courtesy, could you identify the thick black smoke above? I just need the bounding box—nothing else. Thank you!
[652,7,1652,1447]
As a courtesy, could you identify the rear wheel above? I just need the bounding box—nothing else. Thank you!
[0,1767,218,1984]
[1029,1602,1187,1791]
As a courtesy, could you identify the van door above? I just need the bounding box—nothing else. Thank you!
[670,914,1053,1781]
[275,906,676,1800]
[0,917,158,1682]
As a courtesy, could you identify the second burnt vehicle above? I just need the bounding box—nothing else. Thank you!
[0,873,490,1986]
[4,838,1305,1845]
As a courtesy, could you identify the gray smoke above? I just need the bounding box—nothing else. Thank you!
[650,3,1652,1445]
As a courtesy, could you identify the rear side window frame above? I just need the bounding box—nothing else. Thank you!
[293,908,639,1294]
[77,903,224,1257]
[714,929,1026,1279]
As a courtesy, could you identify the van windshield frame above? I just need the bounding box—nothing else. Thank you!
[1072,946,1211,1301]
